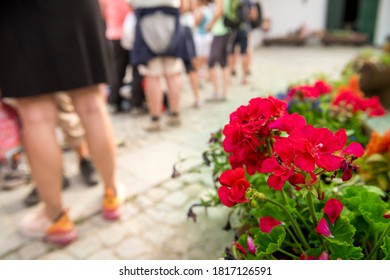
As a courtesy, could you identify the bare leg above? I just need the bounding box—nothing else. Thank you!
[68,85,116,191]
[17,95,63,220]
[222,66,230,98]
[241,53,250,85]
[74,139,90,160]
[165,73,182,113]
[209,67,218,94]
[188,70,200,104]
[144,76,164,117]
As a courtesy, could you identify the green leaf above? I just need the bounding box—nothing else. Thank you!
[328,242,364,260]
[359,203,388,232]
[254,226,286,255]
[381,236,390,260]
[327,216,356,244]
[361,185,387,198]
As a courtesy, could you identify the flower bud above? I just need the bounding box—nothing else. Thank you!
[250,200,258,208]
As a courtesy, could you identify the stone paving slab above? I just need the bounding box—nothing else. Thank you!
[0,46,364,260]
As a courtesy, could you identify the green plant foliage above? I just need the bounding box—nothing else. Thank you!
[179,64,390,261]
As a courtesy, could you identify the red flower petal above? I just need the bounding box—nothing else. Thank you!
[259,216,283,233]
[383,210,390,219]
[218,186,237,207]
[342,168,353,181]
[316,218,333,237]
[267,175,285,191]
[219,168,245,186]
[324,198,343,225]
[342,142,365,157]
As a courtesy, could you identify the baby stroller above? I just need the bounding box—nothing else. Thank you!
[0,100,30,190]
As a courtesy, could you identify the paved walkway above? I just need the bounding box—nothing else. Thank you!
[0,46,363,260]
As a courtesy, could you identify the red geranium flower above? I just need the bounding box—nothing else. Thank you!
[222,97,290,175]
[269,113,306,134]
[289,125,345,172]
[339,142,365,181]
[261,138,296,190]
[218,168,250,207]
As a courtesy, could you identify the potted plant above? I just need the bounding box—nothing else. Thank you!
[184,86,389,260]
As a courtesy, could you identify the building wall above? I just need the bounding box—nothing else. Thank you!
[261,0,327,37]
[374,0,390,46]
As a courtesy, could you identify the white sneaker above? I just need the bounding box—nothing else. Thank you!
[144,120,162,132]
[166,114,181,126]
[19,206,51,239]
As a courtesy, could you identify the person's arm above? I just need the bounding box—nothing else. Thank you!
[249,5,259,21]
[206,0,223,32]
[193,6,204,27]
[180,0,191,13]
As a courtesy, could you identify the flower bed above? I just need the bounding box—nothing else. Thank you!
[180,57,390,260]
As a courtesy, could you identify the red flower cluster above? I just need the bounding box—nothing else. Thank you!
[332,90,386,117]
[222,96,305,175]
[262,125,364,191]
[286,80,332,101]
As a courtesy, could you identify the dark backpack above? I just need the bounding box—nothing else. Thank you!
[223,0,246,29]
[250,2,263,29]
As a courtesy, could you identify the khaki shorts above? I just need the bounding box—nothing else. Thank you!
[138,57,183,77]
[55,93,85,148]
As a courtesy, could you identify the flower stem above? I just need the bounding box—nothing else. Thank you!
[306,193,317,225]
[367,222,390,260]
[286,227,304,254]
[280,188,288,205]
[277,248,299,260]
[265,198,310,250]
[306,193,325,249]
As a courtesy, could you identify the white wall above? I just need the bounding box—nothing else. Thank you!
[261,0,328,37]
[374,0,390,46]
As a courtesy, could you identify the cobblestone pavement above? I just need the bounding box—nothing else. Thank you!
[0,46,364,260]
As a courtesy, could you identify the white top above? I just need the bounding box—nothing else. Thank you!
[128,0,180,8]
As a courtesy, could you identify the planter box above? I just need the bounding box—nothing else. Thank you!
[359,62,390,110]
[322,32,368,46]
[263,36,306,46]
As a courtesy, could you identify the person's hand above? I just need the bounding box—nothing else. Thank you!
[206,22,212,32]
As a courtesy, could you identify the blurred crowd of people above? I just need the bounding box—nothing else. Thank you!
[0,0,265,246]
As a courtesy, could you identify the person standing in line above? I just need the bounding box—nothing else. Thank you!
[129,0,185,132]
[23,93,100,207]
[206,0,232,102]
[181,0,202,108]
[0,0,123,245]
[99,0,132,113]
[228,0,255,85]
[193,0,214,87]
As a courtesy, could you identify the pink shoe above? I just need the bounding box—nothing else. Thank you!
[102,183,125,220]
[19,208,77,246]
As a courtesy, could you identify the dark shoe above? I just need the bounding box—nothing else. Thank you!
[79,158,99,187]
[23,176,70,207]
